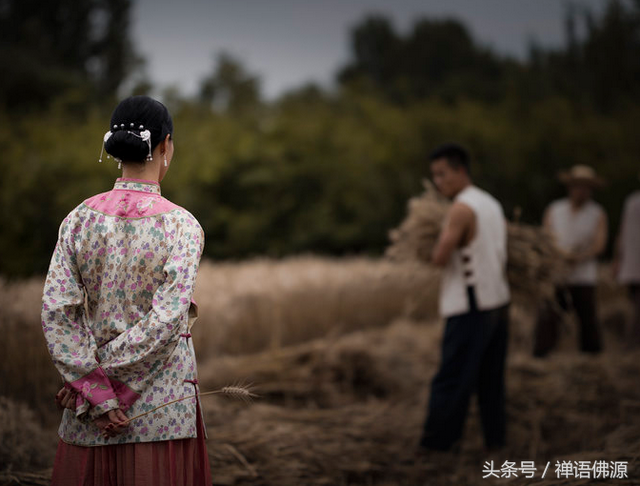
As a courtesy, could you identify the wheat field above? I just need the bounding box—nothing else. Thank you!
[1,257,638,485]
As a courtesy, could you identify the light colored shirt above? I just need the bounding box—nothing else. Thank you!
[619,190,640,284]
[547,198,604,285]
[439,185,510,317]
[42,178,205,446]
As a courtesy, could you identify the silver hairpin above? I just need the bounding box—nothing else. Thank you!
[127,128,152,161]
[99,124,152,165]
[98,130,113,163]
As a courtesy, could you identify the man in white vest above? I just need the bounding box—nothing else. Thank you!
[533,165,607,356]
[418,143,510,453]
[614,176,640,348]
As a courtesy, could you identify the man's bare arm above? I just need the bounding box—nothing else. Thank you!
[542,207,553,232]
[589,211,608,258]
[431,202,474,267]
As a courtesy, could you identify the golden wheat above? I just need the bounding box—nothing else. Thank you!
[0,259,636,484]
[121,384,258,427]
[386,180,568,301]
[191,256,439,358]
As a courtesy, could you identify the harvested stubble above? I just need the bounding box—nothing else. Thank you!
[0,397,56,474]
[0,471,51,486]
[0,277,61,425]
[386,181,567,303]
[198,320,443,410]
[197,320,639,485]
[1,260,636,485]
[1,305,637,485]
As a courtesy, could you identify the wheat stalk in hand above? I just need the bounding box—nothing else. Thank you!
[122,384,258,425]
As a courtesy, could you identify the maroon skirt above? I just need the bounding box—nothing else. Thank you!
[51,403,212,486]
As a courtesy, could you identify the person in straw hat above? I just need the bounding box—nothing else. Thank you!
[533,164,607,357]
[613,173,640,348]
[418,143,510,454]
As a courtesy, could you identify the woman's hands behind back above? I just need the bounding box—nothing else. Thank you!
[56,387,129,438]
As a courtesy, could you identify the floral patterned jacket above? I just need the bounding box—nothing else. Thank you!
[41,178,205,446]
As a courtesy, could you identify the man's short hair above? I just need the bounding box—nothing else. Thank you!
[429,142,470,173]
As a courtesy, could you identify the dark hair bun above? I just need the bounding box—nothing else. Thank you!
[104,96,173,163]
[104,130,150,162]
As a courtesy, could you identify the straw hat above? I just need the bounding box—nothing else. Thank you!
[558,165,605,188]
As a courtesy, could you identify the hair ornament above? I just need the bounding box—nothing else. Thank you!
[132,128,152,160]
[98,130,113,163]
[99,122,153,165]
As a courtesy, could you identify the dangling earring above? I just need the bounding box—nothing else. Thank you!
[163,154,167,167]
[118,161,122,169]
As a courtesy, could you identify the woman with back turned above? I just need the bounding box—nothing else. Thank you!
[42,96,212,485]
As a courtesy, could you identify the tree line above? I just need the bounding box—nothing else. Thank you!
[1,0,639,276]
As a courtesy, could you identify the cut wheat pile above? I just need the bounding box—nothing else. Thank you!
[197,320,640,485]
[386,181,567,302]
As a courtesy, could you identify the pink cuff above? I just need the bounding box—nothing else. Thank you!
[110,379,141,412]
[67,367,117,408]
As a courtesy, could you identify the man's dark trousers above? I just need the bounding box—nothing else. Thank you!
[420,287,509,451]
[533,285,603,356]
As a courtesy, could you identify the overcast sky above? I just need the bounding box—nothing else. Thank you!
[132,0,605,100]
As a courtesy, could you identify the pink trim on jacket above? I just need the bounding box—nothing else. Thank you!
[110,379,141,412]
[84,180,180,219]
[66,367,117,408]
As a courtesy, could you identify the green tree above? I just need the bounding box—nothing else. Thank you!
[521,0,640,113]
[0,0,139,111]
[338,15,507,104]
[198,53,261,116]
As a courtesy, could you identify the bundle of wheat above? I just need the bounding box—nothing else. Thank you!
[386,181,449,265]
[506,223,567,302]
[386,181,567,302]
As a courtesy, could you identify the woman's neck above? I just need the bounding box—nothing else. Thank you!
[121,158,162,184]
